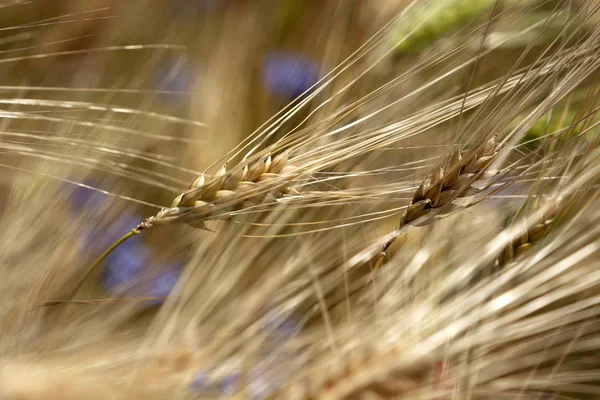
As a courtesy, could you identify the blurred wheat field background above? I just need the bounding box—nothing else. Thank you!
[0,0,599,399]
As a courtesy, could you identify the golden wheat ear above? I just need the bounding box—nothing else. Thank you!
[291,147,600,400]
[150,150,296,228]
[372,135,499,270]
[497,136,600,267]
[41,148,298,305]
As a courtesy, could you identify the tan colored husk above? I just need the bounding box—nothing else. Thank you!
[497,211,556,267]
[404,136,498,226]
[139,151,297,230]
[373,135,499,269]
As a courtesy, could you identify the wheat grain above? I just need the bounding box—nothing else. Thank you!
[372,135,499,269]
[137,150,299,229]
[497,205,558,267]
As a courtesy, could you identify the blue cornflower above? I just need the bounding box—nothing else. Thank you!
[265,312,300,340]
[191,314,300,398]
[154,59,196,107]
[66,183,182,306]
[101,235,182,307]
[191,372,216,393]
[262,51,320,100]
[192,366,241,395]
[221,371,241,395]
[101,212,146,246]
[102,239,152,295]
[68,180,109,213]
[145,263,183,305]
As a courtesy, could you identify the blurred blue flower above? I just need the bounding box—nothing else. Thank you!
[66,182,182,306]
[191,372,209,391]
[153,59,196,107]
[68,180,109,213]
[101,212,146,246]
[68,181,115,252]
[249,363,301,400]
[263,51,320,100]
[191,314,300,398]
[192,368,240,395]
[192,356,291,399]
[249,373,271,399]
[248,348,300,399]
[146,263,183,306]
[191,372,217,393]
[101,239,182,306]
[102,240,152,294]
[221,371,241,395]
[265,312,300,340]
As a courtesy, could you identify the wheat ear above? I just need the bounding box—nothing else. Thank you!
[497,184,600,267]
[497,206,557,268]
[142,150,298,229]
[373,136,498,270]
[47,150,298,305]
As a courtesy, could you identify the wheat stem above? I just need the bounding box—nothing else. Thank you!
[65,228,141,302]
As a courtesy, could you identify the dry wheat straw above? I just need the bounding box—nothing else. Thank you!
[52,12,596,315]
[9,2,600,399]
[268,151,600,400]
